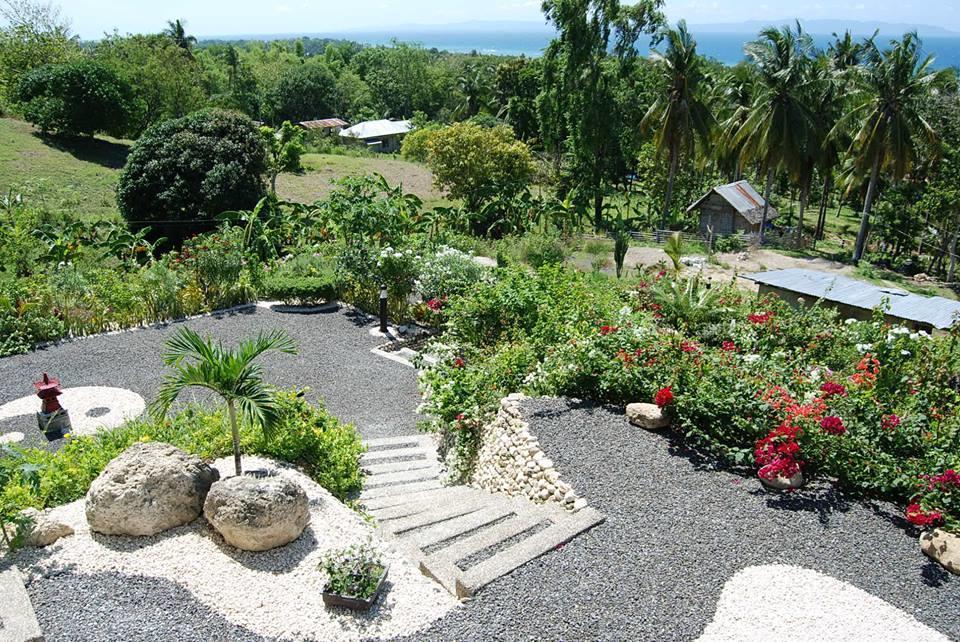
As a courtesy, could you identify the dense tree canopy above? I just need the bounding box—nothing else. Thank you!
[266,61,337,123]
[16,59,140,137]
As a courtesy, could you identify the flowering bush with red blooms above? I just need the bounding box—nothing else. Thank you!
[680,340,701,353]
[654,386,674,408]
[721,340,737,352]
[881,414,901,431]
[819,416,846,435]
[599,325,619,336]
[452,357,465,368]
[850,354,881,387]
[747,311,774,325]
[426,297,446,312]
[819,382,848,398]
[755,424,802,480]
[906,503,944,528]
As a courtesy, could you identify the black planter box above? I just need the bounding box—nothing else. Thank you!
[322,566,388,611]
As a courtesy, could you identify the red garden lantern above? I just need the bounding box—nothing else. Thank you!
[33,373,71,436]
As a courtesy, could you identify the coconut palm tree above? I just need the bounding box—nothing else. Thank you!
[150,328,297,476]
[838,33,948,263]
[641,20,713,232]
[164,19,196,53]
[715,64,756,182]
[734,23,816,244]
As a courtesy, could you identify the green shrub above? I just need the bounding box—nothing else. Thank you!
[116,109,267,245]
[0,389,364,519]
[0,279,65,356]
[262,274,339,305]
[516,233,567,268]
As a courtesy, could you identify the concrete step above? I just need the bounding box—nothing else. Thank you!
[364,458,438,475]
[0,565,43,642]
[405,503,517,549]
[454,507,605,598]
[361,446,434,463]
[360,479,443,499]
[364,466,441,488]
[361,485,476,512]
[364,434,435,450]
[384,496,492,535]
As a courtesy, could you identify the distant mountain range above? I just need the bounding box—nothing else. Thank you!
[686,19,959,38]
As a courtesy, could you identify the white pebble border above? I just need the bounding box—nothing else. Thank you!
[697,564,948,642]
[17,456,458,641]
[470,394,586,510]
[0,387,146,437]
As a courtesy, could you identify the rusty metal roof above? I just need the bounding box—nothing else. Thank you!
[299,118,348,129]
[744,268,960,329]
[687,180,779,225]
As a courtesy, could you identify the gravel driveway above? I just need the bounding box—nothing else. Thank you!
[0,305,421,444]
[397,398,960,641]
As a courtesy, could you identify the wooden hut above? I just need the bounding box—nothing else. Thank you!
[687,180,779,236]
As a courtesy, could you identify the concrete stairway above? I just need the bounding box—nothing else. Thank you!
[360,435,604,598]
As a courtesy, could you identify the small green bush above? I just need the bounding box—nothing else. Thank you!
[261,274,339,305]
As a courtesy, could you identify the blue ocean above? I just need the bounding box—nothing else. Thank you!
[332,29,960,69]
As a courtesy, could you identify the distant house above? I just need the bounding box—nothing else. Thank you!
[687,180,779,236]
[339,119,413,153]
[298,118,348,134]
[744,268,960,333]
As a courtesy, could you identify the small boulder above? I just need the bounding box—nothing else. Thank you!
[626,403,670,430]
[86,442,219,536]
[759,467,804,490]
[20,508,74,547]
[203,476,310,552]
[920,529,960,575]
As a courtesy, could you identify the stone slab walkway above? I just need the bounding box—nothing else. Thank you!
[360,435,604,598]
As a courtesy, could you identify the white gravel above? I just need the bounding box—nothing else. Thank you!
[698,564,949,641]
[17,455,458,641]
[0,386,145,436]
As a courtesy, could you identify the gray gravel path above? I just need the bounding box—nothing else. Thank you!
[0,306,420,442]
[395,397,960,641]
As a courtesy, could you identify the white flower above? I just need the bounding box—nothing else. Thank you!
[743,354,760,363]
[844,318,858,325]
[855,343,873,353]
[890,326,910,335]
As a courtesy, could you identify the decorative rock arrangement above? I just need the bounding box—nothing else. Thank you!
[20,507,74,547]
[471,394,586,511]
[625,403,670,430]
[86,442,219,536]
[920,529,960,575]
[758,470,804,490]
[203,475,311,552]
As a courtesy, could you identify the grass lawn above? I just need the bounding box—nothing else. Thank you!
[0,117,128,221]
[277,152,455,210]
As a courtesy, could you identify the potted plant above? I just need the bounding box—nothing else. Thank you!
[320,539,388,610]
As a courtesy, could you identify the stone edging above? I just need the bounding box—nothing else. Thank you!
[470,393,587,511]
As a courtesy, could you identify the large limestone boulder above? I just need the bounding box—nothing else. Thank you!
[626,403,670,430]
[203,476,310,552]
[20,507,74,547]
[920,529,960,575]
[86,442,219,536]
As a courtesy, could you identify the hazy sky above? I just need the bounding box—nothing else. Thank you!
[47,0,960,39]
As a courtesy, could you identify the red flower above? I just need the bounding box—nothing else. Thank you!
[881,414,901,431]
[452,357,465,369]
[721,341,737,352]
[748,311,774,325]
[905,503,944,528]
[653,386,674,408]
[600,325,619,336]
[426,297,446,312]
[680,340,701,353]
[455,413,465,421]
[926,469,960,490]
[820,416,846,435]
[819,382,848,398]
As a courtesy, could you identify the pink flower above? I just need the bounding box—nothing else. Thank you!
[721,341,737,352]
[820,416,846,435]
[680,340,701,353]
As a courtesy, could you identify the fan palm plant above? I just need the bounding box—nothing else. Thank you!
[734,23,816,244]
[150,328,298,476]
[642,20,713,231]
[836,33,948,263]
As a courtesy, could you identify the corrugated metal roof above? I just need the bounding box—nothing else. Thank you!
[339,119,412,140]
[687,180,780,225]
[744,268,960,329]
[299,118,348,129]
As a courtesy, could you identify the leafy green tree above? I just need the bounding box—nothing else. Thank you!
[0,0,77,106]
[839,33,949,263]
[267,61,337,123]
[539,0,664,229]
[150,328,297,476]
[734,23,816,244]
[494,57,542,141]
[260,120,306,193]
[454,62,494,119]
[117,109,267,245]
[425,122,535,231]
[16,60,140,137]
[641,20,713,230]
[351,43,443,118]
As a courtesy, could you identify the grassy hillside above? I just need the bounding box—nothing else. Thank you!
[0,118,128,221]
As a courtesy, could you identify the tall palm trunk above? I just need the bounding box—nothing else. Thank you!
[853,155,882,265]
[227,399,242,476]
[795,183,809,245]
[758,167,774,245]
[662,141,679,233]
[815,174,831,241]
[948,224,959,284]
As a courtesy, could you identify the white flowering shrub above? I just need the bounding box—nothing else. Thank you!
[415,246,490,301]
